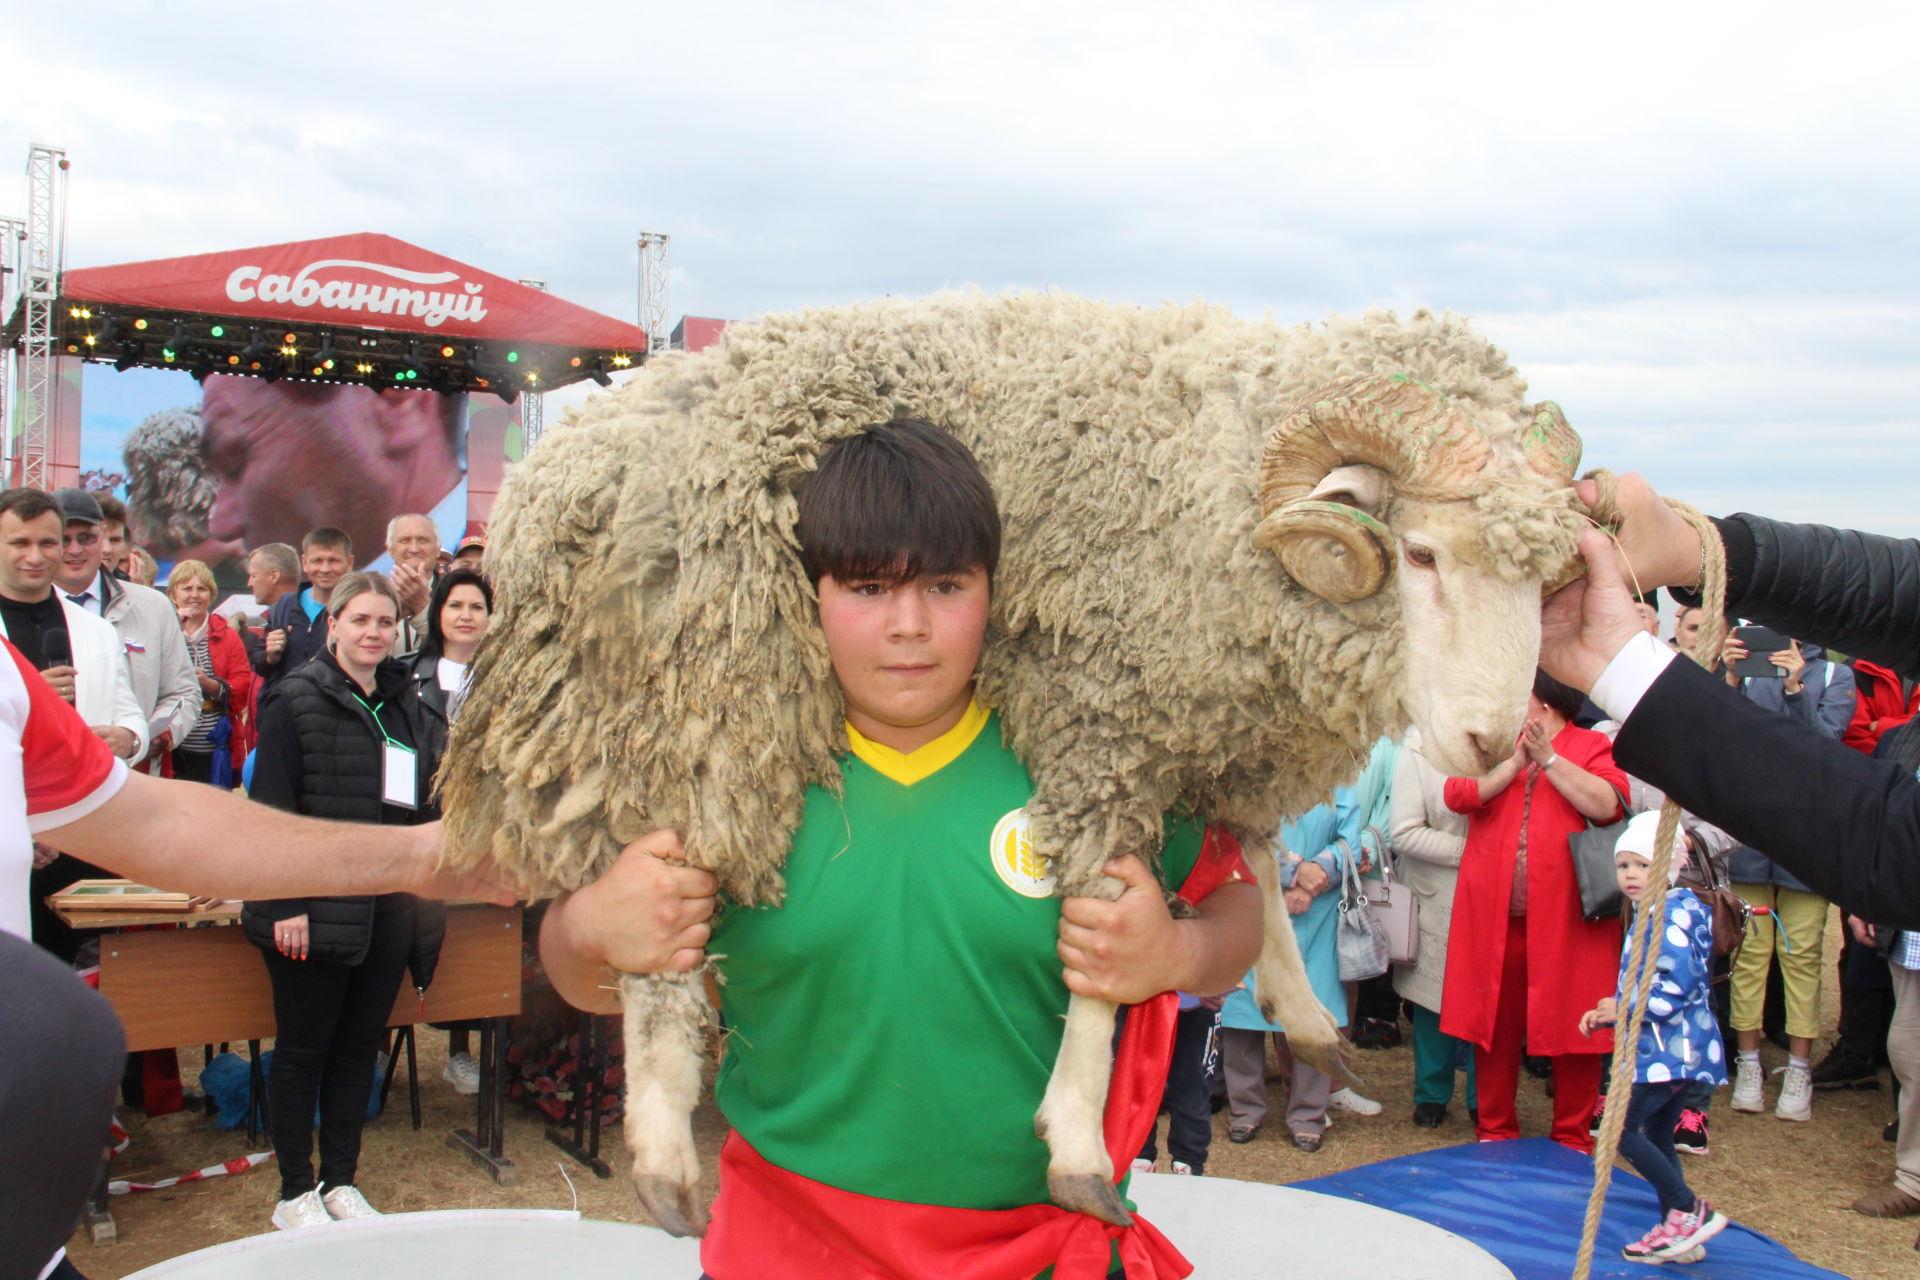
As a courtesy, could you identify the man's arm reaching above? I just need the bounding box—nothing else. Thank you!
[39,769,520,907]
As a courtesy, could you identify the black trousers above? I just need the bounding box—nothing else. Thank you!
[171,749,218,785]
[261,901,411,1199]
[1137,1005,1219,1173]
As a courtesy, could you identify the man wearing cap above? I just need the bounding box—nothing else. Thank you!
[452,532,486,573]
[51,488,198,772]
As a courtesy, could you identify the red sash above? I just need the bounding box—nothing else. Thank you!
[699,828,1251,1280]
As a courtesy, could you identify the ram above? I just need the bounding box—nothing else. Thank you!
[440,291,1585,1233]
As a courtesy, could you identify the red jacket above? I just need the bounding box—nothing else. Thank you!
[1844,659,1917,755]
[173,613,256,774]
[1439,723,1626,1058]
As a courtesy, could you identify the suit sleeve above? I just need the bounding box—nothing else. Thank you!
[1615,658,1920,928]
[106,642,149,762]
[1689,515,1920,680]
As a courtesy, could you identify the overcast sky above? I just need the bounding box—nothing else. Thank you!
[6,1,1916,533]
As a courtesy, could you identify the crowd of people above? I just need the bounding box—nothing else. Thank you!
[0,484,500,1272]
[3,428,1920,1279]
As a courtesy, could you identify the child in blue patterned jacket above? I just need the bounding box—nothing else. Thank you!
[1580,810,1736,1266]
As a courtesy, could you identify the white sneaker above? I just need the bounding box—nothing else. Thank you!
[1774,1065,1813,1122]
[1129,1156,1154,1174]
[1171,1161,1197,1176]
[443,1051,481,1095]
[1730,1057,1764,1113]
[271,1189,331,1231]
[1328,1087,1382,1116]
[321,1184,382,1220]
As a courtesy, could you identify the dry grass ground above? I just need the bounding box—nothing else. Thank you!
[72,911,1914,1279]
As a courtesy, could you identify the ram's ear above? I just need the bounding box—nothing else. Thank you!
[1304,464,1386,514]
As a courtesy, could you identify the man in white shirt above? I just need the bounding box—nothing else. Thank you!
[51,489,198,769]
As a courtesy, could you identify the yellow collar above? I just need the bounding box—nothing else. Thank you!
[846,700,991,786]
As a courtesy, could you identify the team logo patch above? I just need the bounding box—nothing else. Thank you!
[989,807,1054,898]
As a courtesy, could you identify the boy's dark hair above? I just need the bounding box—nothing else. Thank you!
[0,488,60,524]
[302,526,353,557]
[1532,667,1586,721]
[796,419,1000,586]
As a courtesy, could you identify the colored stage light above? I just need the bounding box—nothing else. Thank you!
[65,344,78,353]
[356,363,374,374]
[209,324,225,338]
[525,371,538,384]
[283,332,297,344]
[84,335,96,346]
[163,349,177,362]
[228,355,241,365]
[505,351,519,363]
[611,354,632,367]
[134,318,149,330]
[570,356,582,367]
[440,346,455,358]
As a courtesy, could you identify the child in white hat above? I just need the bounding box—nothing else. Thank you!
[1579,810,1735,1265]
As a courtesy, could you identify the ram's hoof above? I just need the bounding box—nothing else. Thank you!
[635,1175,708,1238]
[1291,1036,1363,1089]
[1048,1172,1133,1227]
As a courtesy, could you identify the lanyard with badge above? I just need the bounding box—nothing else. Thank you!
[350,693,418,810]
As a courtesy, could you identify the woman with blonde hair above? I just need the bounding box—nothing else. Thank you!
[166,559,253,785]
[242,571,445,1230]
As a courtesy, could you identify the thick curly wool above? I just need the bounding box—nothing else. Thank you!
[441,292,1579,904]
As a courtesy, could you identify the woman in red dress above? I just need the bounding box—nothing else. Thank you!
[1440,669,1628,1151]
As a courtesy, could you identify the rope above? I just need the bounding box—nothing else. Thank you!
[1569,469,1726,1279]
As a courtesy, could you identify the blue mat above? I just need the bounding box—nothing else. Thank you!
[1293,1138,1847,1279]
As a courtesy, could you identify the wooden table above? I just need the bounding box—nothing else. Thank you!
[66,901,524,1242]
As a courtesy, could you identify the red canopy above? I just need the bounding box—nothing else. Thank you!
[61,232,649,351]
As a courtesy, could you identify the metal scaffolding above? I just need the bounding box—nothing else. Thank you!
[17,144,68,489]
[0,215,25,478]
[637,231,669,357]
[516,277,546,450]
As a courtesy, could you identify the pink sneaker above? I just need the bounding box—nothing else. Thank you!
[1621,1215,1682,1263]
[1664,1199,1729,1254]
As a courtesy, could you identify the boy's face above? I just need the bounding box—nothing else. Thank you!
[1615,851,1652,903]
[817,565,990,754]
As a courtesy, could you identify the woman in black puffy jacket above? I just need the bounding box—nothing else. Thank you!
[242,570,446,1231]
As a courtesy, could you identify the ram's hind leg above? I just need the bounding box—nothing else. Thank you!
[620,970,711,1237]
[1251,870,1357,1086]
[1035,992,1132,1226]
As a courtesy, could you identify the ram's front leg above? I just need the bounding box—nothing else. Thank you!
[620,969,711,1237]
[1035,991,1131,1225]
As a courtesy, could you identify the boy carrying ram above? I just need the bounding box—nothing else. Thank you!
[541,418,1260,1280]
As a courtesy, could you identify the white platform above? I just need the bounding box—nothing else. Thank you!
[125,1175,1513,1278]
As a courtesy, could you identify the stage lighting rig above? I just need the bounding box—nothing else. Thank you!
[239,329,267,361]
[588,359,612,388]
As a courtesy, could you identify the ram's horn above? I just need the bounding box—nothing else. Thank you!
[1521,401,1581,486]
[1252,500,1396,603]
[1255,375,1496,601]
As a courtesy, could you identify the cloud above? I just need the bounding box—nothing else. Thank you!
[4,0,1915,536]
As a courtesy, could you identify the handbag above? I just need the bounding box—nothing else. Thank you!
[1361,824,1419,965]
[1570,817,1631,923]
[1334,839,1391,981]
[1683,847,1752,958]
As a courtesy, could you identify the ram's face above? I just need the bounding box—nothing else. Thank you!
[1392,501,1543,777]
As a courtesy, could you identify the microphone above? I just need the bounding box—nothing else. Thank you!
[39,625,71,671]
